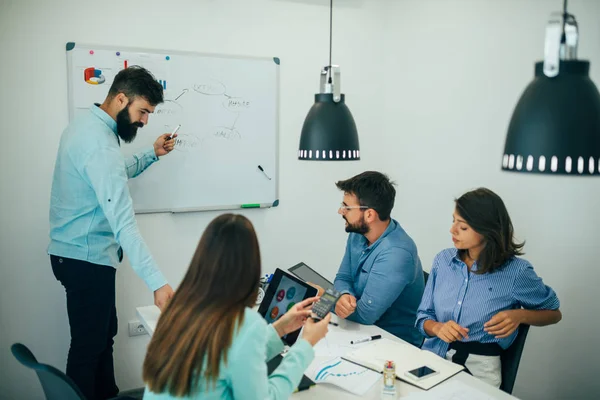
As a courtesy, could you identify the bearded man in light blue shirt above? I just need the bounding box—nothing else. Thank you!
[48,66,176,400]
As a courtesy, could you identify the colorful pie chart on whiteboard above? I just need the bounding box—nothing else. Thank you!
[84,67,105,85]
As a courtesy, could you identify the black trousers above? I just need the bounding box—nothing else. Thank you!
[51,255,119,400]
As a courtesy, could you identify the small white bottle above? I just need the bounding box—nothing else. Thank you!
[382,360,397,397]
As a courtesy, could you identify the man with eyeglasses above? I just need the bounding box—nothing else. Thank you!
[332,171,425,346]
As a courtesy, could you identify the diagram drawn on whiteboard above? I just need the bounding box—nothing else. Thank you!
[193,78,250,141]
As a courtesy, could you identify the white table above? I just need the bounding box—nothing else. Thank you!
[137,306,518,399]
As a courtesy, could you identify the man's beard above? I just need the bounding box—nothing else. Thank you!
[116,105,143,143]
[344,215,369,234]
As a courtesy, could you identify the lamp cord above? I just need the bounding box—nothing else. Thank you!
[561,0,568,44]
[328,0,333,84]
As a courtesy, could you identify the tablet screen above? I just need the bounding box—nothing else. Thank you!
[263,274,308,324]
[288,262,333,291]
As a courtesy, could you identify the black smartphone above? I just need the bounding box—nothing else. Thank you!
[404,366,439,381]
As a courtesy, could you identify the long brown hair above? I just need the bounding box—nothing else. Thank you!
[455,188,524,274]
[142,214,261,396]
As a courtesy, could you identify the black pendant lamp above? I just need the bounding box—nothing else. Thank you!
[298,0,360,161]
[502,0,600,175]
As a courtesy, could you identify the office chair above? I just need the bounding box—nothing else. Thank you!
[423,270,429,286]
[500,324,530,394]
[10,343,138,400]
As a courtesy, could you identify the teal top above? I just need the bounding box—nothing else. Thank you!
[143,308,315,400]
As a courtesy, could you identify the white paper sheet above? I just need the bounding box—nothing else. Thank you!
[313,329,370,357]
[306,357,382,396]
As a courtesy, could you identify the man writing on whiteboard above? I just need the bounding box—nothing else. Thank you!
[48,66,176,400]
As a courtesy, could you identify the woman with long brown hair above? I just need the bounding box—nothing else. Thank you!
[416,188,561,388]
[142,213,330,399]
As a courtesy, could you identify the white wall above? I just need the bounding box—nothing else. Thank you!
[0,0,598,399]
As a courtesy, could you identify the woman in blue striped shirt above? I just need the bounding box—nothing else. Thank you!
[416,188,561,388]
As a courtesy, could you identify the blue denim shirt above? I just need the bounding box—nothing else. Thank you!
[334,219,424,346]
[416,248,560,357]
[48,105,167,291]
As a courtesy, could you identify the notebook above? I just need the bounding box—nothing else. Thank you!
[342,338,464,390]
[267,354,315,392]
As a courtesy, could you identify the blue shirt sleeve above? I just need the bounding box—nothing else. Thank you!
[333,238,355,296]
[346,247,414,325]
[229,317,315,400]
[124,146,158,179]
[82,146,167,291]
[512,262,560,310]
[416,259,439,338]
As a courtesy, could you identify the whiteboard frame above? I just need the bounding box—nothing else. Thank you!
[66,41,280,213]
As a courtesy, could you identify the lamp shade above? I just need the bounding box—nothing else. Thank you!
[502,60,600,175]
[298,93,360,161]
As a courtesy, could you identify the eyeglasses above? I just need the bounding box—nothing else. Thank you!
[339,203,369,212]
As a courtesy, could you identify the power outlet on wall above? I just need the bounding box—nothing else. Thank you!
[128,320,147,337]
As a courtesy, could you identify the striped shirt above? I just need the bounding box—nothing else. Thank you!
[416,248,560,357]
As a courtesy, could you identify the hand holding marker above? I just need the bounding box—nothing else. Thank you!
[169,124,181,140]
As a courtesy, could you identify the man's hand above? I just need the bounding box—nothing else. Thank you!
[272,296,318,337]
[153,133,177,157]
[154,284,174,311]
[432,320,469,343]
[484,310,523,338]
[335,294,356,319]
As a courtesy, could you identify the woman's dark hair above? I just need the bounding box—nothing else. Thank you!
[455,188,524,274]
[143,213,261,396]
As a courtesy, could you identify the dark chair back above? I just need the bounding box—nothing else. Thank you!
[423,270,429,286]
[11,343,86,400]
[10,343,140,400]
[500,324,530,394]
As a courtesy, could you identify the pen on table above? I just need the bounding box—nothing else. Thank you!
[257,165,272,180]
[329,321,339,326]
[169,124,181,139]
[350,334,381,344]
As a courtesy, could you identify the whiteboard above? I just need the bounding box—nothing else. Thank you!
[66,42,279,213]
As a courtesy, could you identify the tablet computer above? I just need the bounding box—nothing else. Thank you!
[258,268,317,345]
[288,262,333,291]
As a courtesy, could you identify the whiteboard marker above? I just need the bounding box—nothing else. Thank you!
[169,124,181,139]
[350,334,381,345]
[257,165,272,180]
